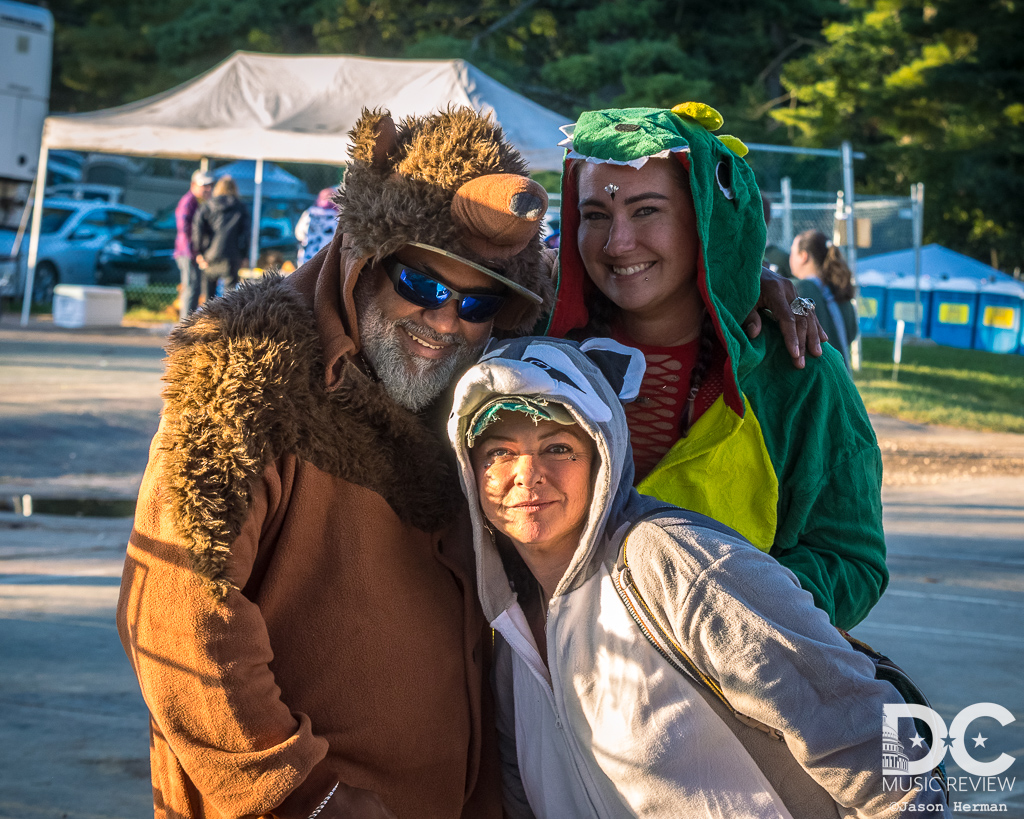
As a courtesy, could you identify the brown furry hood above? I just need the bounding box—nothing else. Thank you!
[337,107,554,333]
[159,272,463,598]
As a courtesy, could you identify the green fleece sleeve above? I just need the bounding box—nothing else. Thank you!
[745,329,888,630]
[769,438,888,630]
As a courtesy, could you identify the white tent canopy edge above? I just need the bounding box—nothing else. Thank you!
[21,51,570,324]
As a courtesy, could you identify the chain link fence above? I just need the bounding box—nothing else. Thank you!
[747,151,844,199]
[761,190,915,261]
[121,254,289,318]
[748,143,917,263]
[765,188,917,259]
[124,283,179,317]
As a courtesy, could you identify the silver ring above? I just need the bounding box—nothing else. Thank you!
[789,296,816,316]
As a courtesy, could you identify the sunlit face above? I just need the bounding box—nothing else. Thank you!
[576,158,703,322]
[471,412,596,564]
[356,244,497,411]
[789,236,813,280]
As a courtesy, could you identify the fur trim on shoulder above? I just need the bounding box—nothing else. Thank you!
[160,275,463,599]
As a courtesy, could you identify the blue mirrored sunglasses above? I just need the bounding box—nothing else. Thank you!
[384,258,507,323]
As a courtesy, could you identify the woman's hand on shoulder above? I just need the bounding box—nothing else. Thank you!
[743,266,828,369]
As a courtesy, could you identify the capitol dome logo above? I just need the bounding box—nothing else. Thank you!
[882,714,911,775]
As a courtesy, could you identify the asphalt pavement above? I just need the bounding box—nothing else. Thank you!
[2,312,1023,818]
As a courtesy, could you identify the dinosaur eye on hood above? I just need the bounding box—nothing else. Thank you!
[715,159,734,201]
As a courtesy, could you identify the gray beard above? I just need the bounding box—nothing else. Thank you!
[356,290,484,413]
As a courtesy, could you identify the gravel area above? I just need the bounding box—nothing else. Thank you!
[872,415,1024,485]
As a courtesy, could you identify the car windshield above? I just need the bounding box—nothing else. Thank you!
[41,208,75,234]
[151,207,177,231]
[123,207,175,236]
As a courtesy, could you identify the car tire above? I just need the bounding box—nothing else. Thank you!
[32,262,58,305]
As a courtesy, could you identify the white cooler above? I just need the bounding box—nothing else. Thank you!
[52,285,125,328]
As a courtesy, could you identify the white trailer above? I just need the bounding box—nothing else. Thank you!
[0,0,53,183]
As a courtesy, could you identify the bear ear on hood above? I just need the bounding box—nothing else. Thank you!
[579,338,645,403]
[348,108,398,169]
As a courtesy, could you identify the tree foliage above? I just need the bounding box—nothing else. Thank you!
[774,0,1024,270]
[533,0,847,141]
[43,0,557,111]
[24,0,1024,271]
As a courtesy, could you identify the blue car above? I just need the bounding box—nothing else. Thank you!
[0,198,151,304]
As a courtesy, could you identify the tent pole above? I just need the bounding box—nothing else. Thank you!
[249,158,263,270]
[10,177,36,258]
[21,143,49,326]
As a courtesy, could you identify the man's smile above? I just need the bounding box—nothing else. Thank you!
[403,326,447,351]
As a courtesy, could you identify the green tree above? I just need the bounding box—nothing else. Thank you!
[534,0,846,140]
[44,0,189,112]
[774,0,1024,271]
[38,0,562,113]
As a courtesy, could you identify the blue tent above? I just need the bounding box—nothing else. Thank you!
[212,160,310,201]
[856,244,1014,283]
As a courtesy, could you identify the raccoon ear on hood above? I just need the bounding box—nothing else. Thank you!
[579,338,645,403]
[347,108,398,170]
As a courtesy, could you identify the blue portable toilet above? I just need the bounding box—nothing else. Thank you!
[856,270,892,336]
[885,274,934,337]
[974,280,1023,354]
[929,277,980,349]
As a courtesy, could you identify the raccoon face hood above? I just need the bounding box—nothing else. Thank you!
[547,103,767,417]
[448,336,648,622]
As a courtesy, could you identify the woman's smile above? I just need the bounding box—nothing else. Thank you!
[610,261,656,277]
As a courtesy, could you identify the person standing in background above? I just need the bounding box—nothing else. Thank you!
[193,175,250,304]
[790,229,859,369]
[174,168,213,320]
[295,186,339,266]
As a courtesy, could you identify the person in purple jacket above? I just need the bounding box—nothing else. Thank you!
[174,169,214,320]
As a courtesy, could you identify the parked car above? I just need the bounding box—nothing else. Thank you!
[95,206,179,287]
[96,198,303,287]
[45,157,83,188]
[45,183,123,203]
[0,198,152,303]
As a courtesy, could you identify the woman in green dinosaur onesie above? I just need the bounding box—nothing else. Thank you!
[546,103,886,629]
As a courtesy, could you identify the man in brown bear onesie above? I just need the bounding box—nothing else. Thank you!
[116,108,553,819]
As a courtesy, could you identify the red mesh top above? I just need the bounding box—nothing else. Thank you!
[612,329,727,484]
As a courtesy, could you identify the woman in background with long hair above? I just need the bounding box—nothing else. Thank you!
[193,175,250,303]
[790,229,858,369]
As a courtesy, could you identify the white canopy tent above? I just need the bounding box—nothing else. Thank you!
[22,51,571,323]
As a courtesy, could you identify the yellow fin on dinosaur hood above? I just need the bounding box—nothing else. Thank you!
[719,135,749,157]
[671,101,724,132]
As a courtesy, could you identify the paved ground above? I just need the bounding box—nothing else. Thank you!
[1,313,1023,816]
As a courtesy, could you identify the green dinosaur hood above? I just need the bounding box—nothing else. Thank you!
[546,104,767,417]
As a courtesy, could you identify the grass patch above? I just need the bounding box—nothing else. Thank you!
[123,284,179,323]
[124,305,178,323]
[854,337,1024,433]
[0,297,51,316]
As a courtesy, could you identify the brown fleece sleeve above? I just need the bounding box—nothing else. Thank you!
[116,430,334,816]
